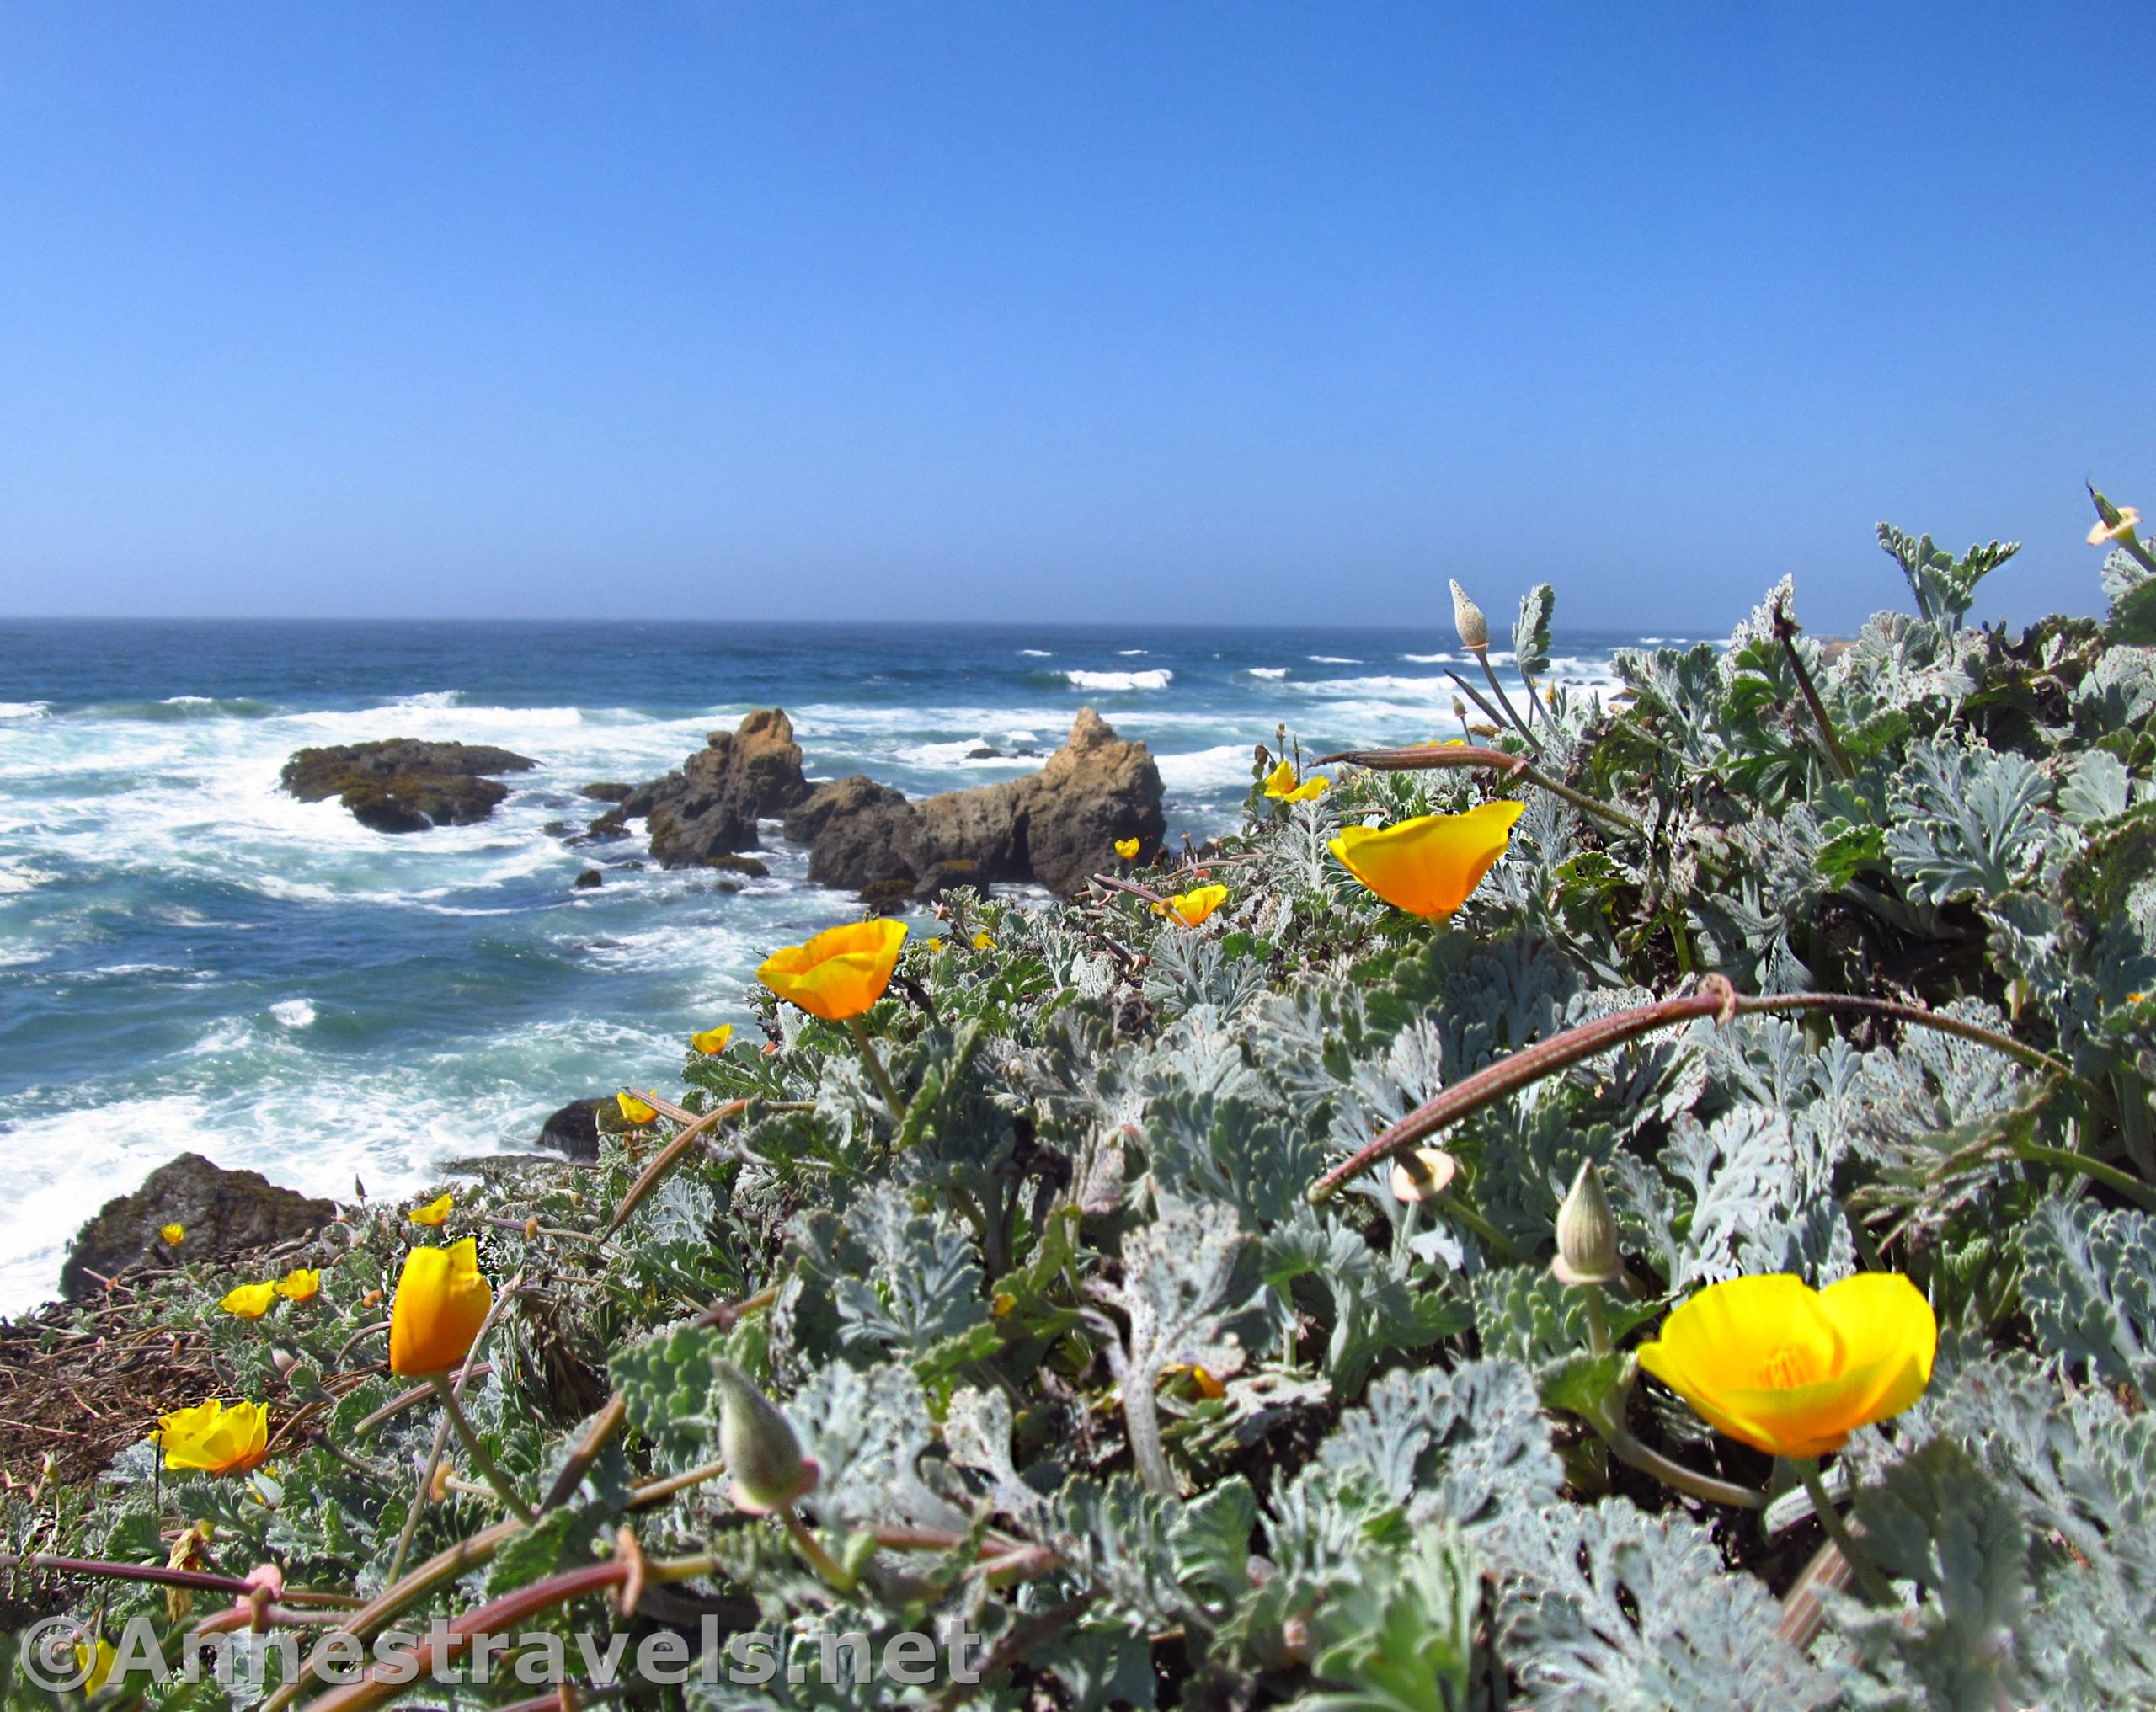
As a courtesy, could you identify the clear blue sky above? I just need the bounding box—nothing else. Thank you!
[2,3,2150,631]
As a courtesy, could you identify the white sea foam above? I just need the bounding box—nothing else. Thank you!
[1064,669,1172,691]
[1308,656,1362,664]
[1248,667,1289,680]
[1156,744,1258,792]
[1018,649,1052,658]
[272,999,318,1028]
[0,701,52,720]
[1118,648,1148,656]
[0,861,53,894]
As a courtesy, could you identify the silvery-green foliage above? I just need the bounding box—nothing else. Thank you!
[1315,1357,1561,1531]
[1142,931,1269,1019]
[1048,1475,1184,1631]
[2104,543,2154,601]
[1827,610,1980,727]
[2018,1196,2156,1400]
[1625,1106,1806,1290]
[788,1357,937,1532]
[1297,1523,1490,1712]
[1838,1438,2033,1709]
[1097,1201,1266,1391]
[2073,643,2156,728]
[1885,737,2063,904]
[2059,747,2135,824]
[1140,1091,1322,1232]
[1488,1498,1840,1711]
[1513,583,1556,677]
[804,1181,988,1364]
[1875,522,2020,632]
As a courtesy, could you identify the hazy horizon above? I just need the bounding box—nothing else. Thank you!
[3,2,2152,634]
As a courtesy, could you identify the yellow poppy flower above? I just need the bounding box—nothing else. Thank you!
[926,936,947,953]
[1262,759,1327,802]
[757,919,908,1021]
[149,1398,270,1476]
[1330,801,1527,920]
[1114,837,1142,860]
[972,931,994,949]
[73,1638,116,1695]
[408,1192,454,1226]
[690,1025,734,1055]
[616,1092,659,1125]
[1152,883,1229,926]
[274,1267,321,1304]
[1636,1272,1937,1460]
[388,1237,494,1378]
[218,1282,276,1320]
[160,1223,185,1245]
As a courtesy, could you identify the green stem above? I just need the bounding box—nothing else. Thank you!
[846,1016,909,1120]
[780,1506,857,1595]
[2010,1139,2156,1209]
[1593,1411,1767,1511]
[1791,1459,1897,1605]
[1429,1190,1529,1263]
[426,1374,536,1523]
[1474,648,1541,751]
[385,1414,452,1587]
[1517,760,1646,835]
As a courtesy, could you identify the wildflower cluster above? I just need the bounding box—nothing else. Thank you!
[8,493,2156,1710]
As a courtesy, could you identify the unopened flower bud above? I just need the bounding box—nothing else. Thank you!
[1551,1159,1620,1286]
[712,1359,818,1514]
[1388,1146,1460,1204]
[1449,579,1489,652]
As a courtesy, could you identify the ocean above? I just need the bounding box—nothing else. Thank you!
[0,617,1686,1314]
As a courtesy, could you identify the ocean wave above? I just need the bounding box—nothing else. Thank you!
[1118,649,1148,657]
[1156,744,1259,792]
[893,736,1042,771]
[0,861,54,894]
[1308,656,1362,665]
[1061,669,1173,692]
[72,696,283,722]
[1248,667,1289,680]
[1018,649,1053,658]
[1399,653,1458,665]
[1293,675,1455,701]
[0,701,50,720]
[272,999,318,1028]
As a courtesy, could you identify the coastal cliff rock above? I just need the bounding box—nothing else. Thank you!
[60,1153,337,1300]
[799,708,1165,899]
[616,708,810,866]
[281,739,536,832]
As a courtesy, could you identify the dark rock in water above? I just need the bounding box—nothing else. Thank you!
[861,876,917,915]
[606,858,646,872]
[966,746,1002,760]
[788,776,918,888]
[707,853,769,878]
[536,1099,606,1161]
[792,709,1166,899]
[622,709,811,868]
[580,782,635,803]
[542,819,578,839]
[581,808,631,842]
[61,1154,337,1300]
[914,857,984,901]
[281,739,536,833]
[573,867,603,889]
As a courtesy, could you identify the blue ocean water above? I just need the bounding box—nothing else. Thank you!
[0,618,1675,1312]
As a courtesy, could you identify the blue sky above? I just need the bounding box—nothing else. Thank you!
[1,3,2150,630]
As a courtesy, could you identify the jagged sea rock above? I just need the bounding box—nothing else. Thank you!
[580,782,634,803]
[622,709,810,867]
[280,739,536,832]
[60,1154,337,1300]
[798,709,1165,899]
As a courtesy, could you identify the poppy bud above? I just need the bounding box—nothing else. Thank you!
[712,1359,818,1514]
[1449,579,1489,652]
[1551,1160,1621,1286]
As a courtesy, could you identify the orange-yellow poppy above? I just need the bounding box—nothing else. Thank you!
[1114,837,1142,860]
[274,1267,320,1304]
[388,1238,494,1378]
[1330,801,1526,919]
[408,1193,453,1227]
[690,1025,734,1055]
[757,920,908,1022]
[1636,1272,1936,1460]
[218,1282,276,1320]
[1153,883,1229,926]
[150,1399,270,1476]
[1262,760,1327,803]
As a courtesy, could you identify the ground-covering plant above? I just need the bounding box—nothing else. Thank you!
[7,489,2156,1710]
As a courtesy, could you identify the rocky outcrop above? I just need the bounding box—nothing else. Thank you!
[536,1099,606,1161]
[613,709,811,867]
[61,1154,337,1300]
[795,708,1164,899]
[282,739,536,833]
